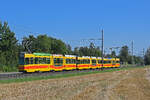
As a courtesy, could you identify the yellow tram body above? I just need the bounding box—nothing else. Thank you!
[103,58,112,68]
[19,52,120,73]
[77,56,91,70]
[19,53,52,72]
[90,57,98,69]
[64,55,77,70]
[97,57,102,68]
[116,58,120,68]
[51,54,64,71]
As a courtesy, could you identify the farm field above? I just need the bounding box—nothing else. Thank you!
[0,67,150,100]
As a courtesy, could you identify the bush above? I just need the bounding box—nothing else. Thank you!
[0,65,18,72]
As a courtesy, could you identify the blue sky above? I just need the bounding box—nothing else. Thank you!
[0,0,150,55]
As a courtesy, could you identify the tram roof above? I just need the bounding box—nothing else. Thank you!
[33,53,52,56]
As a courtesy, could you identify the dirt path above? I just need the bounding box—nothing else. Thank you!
[1,68,150,100]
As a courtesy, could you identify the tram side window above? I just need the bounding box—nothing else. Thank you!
[88,60,90,64]
[77,60,81,64]
[66,59,70,64]
[74,59,76,64]
[73,59,76,64]
[77,60,79,64]
[79,60,83,64]
[103,61,106,64]
[104,61,107,64]
[70,59,75,64]
[69,59,72,64]
[46,58,50,64]
[116,61,120,63]
[39,58,46,64]
[98,60,102,64]
[81,60,84,64]
[79,59,89,64]
[30,57,34,64]
[81,60,83,64]
[66,59,76,64]
[92,60,96,65]
[83,60,86,64]
[25,58,30,65]
[105,61,111,64]
[78,60,83,64]
[108,61,111,64]
[35,58,38,64]
[54,58,63,66]
[39,58,42,64]
[83,59,90,64]
[112,61,116,64]
[43,58,46,64]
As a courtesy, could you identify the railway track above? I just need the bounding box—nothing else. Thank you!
[0,68,119,80]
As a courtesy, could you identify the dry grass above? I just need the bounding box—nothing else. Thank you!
[0,67,150,100]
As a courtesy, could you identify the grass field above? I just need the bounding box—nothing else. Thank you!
[0,66,146,84]
[0,66,150,100]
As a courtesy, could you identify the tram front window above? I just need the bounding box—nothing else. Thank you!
[54,58,63,66]
[19,57,25,65]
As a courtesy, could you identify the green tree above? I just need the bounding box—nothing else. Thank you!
[74,43,101,57]
[0,21,18,71]
[36,35,52,53]
[111,51,116,58]
[66,44,73,54]
[22,35,36,53]
[134,56,143,65]
[119,46,129,64]
[88,43,101,57]
[51,39,68,54]
[73,47,80,56]
[22,34,69,54]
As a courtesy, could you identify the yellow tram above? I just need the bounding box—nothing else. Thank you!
[64,55,77,70]
[77,56,91,70]
[19,52,120,73]
[19,53,52,72]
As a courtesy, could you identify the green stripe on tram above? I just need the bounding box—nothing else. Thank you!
[33,53,52,56]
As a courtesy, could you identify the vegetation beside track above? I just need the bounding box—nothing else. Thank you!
[0,65,149,84]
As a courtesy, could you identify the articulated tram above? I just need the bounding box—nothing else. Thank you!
[19,52,120,73]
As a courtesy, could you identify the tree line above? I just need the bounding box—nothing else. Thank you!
[0,21,149,72]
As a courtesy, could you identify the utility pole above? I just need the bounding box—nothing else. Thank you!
[109,48,113,56]
[143,48,145,66]
[131,41,134,65]
[101,29,104,69]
